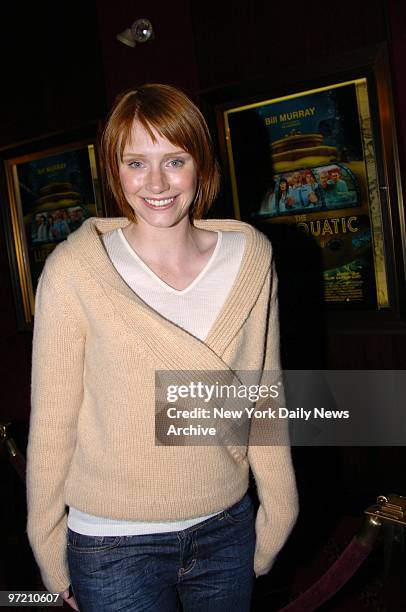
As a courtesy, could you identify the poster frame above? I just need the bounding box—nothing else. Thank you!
[202,44,406,331]
[0,125,107,330]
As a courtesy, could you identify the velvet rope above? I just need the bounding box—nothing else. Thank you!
[279,536,373,611]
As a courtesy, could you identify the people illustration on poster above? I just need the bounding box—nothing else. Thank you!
[259,163,359,217]
[31,206,88,244]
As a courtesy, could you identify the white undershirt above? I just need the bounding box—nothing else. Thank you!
[68,228,246,535]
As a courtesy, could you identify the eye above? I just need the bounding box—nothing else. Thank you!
[128,160,144,169]
[167,159,184,168]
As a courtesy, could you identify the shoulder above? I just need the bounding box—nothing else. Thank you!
[40,239,74,282]
[42,217,125,279]
[39,218,97,289]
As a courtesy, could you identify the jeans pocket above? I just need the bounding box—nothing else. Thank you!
[67,528,122,553]
[223,493,253,524]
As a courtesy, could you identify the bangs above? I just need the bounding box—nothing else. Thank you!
[118,111,196,161]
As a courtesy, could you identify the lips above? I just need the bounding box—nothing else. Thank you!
[142,196,176,210]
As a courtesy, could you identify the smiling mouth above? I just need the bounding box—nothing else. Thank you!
[143,197,176,208]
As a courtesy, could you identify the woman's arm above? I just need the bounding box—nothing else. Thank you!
[26,253,85,594]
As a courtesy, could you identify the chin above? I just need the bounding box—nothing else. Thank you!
[138,214,184,229]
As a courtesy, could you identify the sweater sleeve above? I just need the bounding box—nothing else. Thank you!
[247,263,299,577]
[26,257,85,594]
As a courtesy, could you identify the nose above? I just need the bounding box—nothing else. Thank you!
[146,165,170,194]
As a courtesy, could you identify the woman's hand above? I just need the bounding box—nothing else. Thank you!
[61,586,79,610]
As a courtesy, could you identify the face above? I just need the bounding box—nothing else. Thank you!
[118,120,198,229]
[330,171,339,182]
[319,172,328,187]
[292,172,302,186]
[279,180,287,192]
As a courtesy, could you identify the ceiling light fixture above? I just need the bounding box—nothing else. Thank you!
[116,18,154,48]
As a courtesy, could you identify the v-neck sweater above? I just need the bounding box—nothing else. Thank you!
[26,217,298,594]
[68,228,245,534]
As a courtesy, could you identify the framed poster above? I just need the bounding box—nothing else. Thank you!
[1,130,106,329]
[224,78,386,309]
[208,46,406,327]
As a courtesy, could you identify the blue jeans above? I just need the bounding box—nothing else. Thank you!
[67,492,256,611]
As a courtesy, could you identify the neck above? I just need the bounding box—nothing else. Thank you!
[123,217,204,263]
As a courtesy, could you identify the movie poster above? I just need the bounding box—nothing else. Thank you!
[224,79,388,309]
[12,144,100,295]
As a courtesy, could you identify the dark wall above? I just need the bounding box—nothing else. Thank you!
[95,0,199,106]
[0,2,106,146]
[387,0,406,205]
[191,0,387,91]
[0,1,106,423]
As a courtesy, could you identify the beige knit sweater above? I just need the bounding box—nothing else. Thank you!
[26,217,298,594]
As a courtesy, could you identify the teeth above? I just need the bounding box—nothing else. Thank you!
[144,197,174,206]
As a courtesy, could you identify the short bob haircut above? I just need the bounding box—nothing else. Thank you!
[101,83,220,222]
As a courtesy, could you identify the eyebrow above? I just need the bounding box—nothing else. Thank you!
[122,151,190,159]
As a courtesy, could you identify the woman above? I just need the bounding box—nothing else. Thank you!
[27,84,298,611]
[47,214,61,241]
[275,177,292,212]
[301,171,319,207]
[54,209,71,239]
[35,214,48,242]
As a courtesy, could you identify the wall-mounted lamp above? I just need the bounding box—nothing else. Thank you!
[116,18,154,48]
